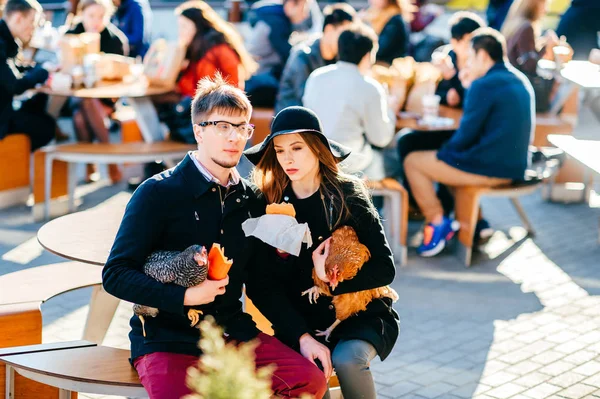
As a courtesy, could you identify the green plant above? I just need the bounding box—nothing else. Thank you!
[184,316,275,399]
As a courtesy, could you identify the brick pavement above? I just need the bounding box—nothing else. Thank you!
[1,110,600,398]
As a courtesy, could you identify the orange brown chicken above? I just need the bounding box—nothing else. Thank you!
[302,226,398,341]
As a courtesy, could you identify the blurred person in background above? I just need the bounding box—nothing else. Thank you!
[275,2,356,113]
[68,0,128,183]
[245,0,310,107]
[112,0,152,58]
[487,0,513,30]
[360,0,414,65]
[433,11,485,108]
[0,0,55,151]
[502,0,571,112]
[556,0,600,61]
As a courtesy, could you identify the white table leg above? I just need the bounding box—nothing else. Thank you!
[67,162,76,213]
[83,284,121,344]
[129,97,163,143]
[44,153,54,221]
[5,364,14,399]
[549,81,576,116]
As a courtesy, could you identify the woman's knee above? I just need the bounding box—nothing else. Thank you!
[304,364,328,398]
[332,340,374,374]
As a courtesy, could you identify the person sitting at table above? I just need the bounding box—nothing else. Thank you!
[152,0,257,146]
[0,0,56,152]
[556,0,600,61]
[274,3,356,113]
[359,0,413,66]
[303,24,401,181]
[68,0,129,183]
[111,0,152,58]
[433,11,485,108]
[404,28,534,257]
[502,0,572,112]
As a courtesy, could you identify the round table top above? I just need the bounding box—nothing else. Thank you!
[41,79,173,99]
[396,105,462,131]
[37,195,129,266]
[44,141,196,156]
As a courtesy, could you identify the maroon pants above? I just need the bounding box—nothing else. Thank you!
[133,333,328,399]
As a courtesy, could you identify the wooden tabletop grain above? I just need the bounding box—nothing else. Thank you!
[41,80,174,99]
[396,105,462,131]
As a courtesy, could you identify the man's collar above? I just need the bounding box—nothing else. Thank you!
[0,20,19,58]
[189,151,240,187]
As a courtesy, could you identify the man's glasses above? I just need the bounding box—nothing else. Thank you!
[196,121,255,139]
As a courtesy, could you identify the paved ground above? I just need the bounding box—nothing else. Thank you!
[1,107,599,398]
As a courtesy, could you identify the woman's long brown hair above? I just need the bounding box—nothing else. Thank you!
[501,0,545,42]
[252,133,376,229]
[176,1,258,80]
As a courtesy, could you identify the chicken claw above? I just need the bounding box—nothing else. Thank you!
[302,286,324,304]
[315,319,342,342]
[187,309,203,327]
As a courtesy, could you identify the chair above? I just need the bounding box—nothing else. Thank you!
[250,108,275,146]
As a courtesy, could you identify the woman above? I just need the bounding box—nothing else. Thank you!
[245,106,399,399]
[360,0,414,65]
[153,0,257,145]
[68,0,129,183]
[502,0,562,74]
[176,0,257,95]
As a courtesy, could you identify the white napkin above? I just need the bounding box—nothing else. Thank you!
[242,214,312,256]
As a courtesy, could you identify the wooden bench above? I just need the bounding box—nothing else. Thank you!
[0,262,102,349]
[0,342,144,398]
[0,341,93,399]
[0,134,30,209]
[367,178,409,266]
[454,181,541,267]
[250,108,275,146]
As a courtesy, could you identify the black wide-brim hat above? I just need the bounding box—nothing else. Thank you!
[244,106,352,165]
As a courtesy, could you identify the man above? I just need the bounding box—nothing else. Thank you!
[102,75,328,399]
[303,24,401,181]
[245,0,310,107]
[0,0,54,151]
[404,28,534,257]
[112,0,152,58]
[433,11,485,108]
[275,3,356,113]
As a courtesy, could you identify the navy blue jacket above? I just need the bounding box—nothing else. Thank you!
[437,62,534,180]
[102,154,264,360]
[376,15,410,65]
[112,0,152,58]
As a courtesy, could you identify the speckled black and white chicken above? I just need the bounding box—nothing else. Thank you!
[133,244,208,335]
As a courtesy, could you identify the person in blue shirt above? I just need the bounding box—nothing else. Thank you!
[112,0,152,58]
[404,28,534,257]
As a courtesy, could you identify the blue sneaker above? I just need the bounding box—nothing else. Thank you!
[417,217,460,257]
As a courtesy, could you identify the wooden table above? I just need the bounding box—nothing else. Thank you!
[395,105,462,131]
[41,141,195,220]
[38,195,128,343]
[1,343,146,398]
[42,79,173,142]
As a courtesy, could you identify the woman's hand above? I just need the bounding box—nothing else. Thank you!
[299,333,333,380]
[312,238,331,282]
[183,276,229,306]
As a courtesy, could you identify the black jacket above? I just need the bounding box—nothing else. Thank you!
[275,37,333,113]
[102,154,264,360]
[376,15,410,66]
[66,22,129,56]
[246,183,399,360]
[0,20,49,140]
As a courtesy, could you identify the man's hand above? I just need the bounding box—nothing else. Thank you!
[446,88,460,107]
[183,276,229,306]
[299,333,332,379]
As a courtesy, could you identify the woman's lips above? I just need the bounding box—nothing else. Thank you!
[286,169,299,174]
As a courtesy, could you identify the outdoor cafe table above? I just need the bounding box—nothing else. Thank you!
[41,79,174,142]
[395,105,462,131]
[548,60,600,116]
[37,195,129,344]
